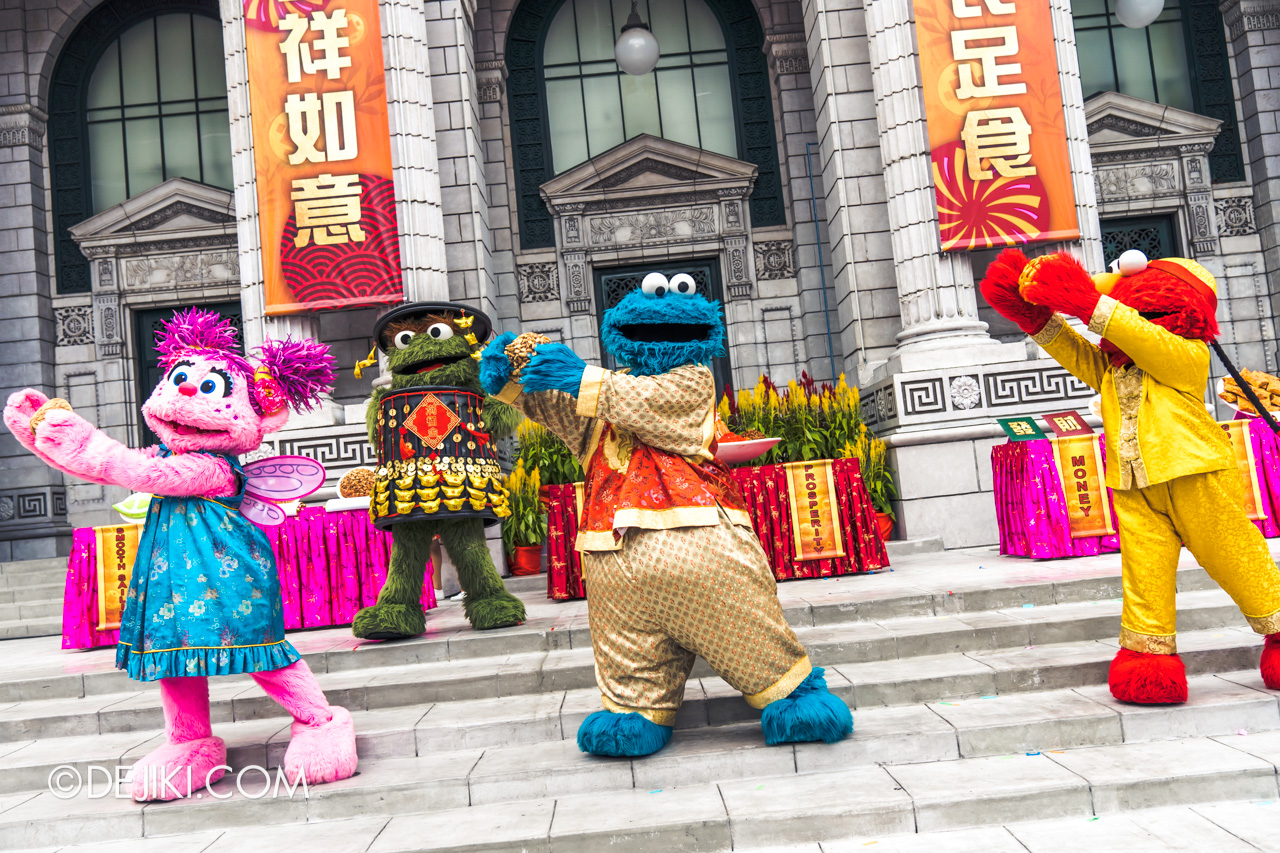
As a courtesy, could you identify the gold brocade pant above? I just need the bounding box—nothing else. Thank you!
[1113,469,1280,654]
[581,510,812,726]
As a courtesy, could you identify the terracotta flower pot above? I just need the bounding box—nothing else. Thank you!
[509,544,543,576]
[875,511,894,541]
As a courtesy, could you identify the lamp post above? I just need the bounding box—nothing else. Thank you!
[614,0,660,75]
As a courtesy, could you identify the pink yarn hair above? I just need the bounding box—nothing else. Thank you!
[156,308,253,378]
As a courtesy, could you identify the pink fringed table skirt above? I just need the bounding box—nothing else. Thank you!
[992,425,1280,559]
[62,506,436,650]
[540,458,889,601]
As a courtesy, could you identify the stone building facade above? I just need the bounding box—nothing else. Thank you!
[1,0,1277,558]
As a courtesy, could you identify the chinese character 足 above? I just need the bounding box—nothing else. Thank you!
[960,107,1035,180]
[290,173,367,248]
[278,11,352,83]
[284,91,358,164]
[951,26,1027,100]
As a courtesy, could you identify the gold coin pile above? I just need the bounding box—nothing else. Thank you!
[338,467,376,498]
[505,333,551,377]
[1221,368,1280,415]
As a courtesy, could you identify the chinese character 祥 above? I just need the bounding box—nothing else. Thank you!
[290,174,367,248]
[960,107,1035,181]
[951,26,1026,100]
[284,91,358,165]
[278,11,352,83]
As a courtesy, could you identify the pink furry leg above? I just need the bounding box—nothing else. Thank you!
[129,677,227,802]
[1262,634,1280,689]
[1108,648,1188,704]
[251,660,357,785]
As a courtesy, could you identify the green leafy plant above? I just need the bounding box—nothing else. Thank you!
[515,420,584,486]
[501,459,548,553]
[839,431,899,520]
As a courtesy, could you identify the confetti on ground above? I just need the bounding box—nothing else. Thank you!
[649,789,662,793]
[1027,751,1040,756]
[1050,750,1064,754]
[757,784,765,790]
[1239,729,1249,735]
[940,702,957,706]
[1026,645,1036,650]
[1089,817,1099,821]
[1022,603,1035,608]
[982,695,996,699]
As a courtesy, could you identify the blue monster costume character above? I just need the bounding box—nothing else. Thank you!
[481,272,852,756]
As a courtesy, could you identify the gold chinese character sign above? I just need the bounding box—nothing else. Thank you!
[244,0,404,314]
[915,0,1080,251]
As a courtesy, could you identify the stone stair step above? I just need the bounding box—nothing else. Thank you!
[0,601,61,623]
[0,584,63,605]
[0,558,65,577]
[5,732,1280,851]
[0,619,61,642]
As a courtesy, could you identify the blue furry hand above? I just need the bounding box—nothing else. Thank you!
[479,332,518,396]
[520,343,587,396]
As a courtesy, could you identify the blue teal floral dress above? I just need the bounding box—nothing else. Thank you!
[115,448,301,681]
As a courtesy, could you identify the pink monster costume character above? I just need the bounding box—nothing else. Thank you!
[2,309,359,801]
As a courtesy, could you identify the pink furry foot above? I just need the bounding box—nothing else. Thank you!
[1109,648,1188,704]
[129,736,227,802]
[1261,634,1280,689]
[282,705,358,785]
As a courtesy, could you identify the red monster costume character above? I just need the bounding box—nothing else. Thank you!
[980,248,1280,704]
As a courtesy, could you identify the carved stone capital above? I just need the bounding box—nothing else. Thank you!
[765,32,809,75]
[477,60,507,104]
[0,105,48,150]
[1220,0,1280,37]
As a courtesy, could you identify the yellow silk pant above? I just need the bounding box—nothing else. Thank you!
[581,510,812,726]
[1113,469,1280,654]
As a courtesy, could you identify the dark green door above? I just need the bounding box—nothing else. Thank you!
[1100,215,1177,266]
[593,259,733,396]
[133,301,242,447]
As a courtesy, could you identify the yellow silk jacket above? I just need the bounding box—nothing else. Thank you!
[1032,295,1232,491]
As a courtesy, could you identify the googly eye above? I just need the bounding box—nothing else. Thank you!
[1117,250,1149,277]
[669,273,696,296]
[640,272,669,297]
[199,373,228,397]
[170,370,189,387]
[394,330,416,350]
[427,323,454,340]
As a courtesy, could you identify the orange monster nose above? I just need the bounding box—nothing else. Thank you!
[178,382,198,397]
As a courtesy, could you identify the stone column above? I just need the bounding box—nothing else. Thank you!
[1220,0,1280,312]
[0,104,70,559]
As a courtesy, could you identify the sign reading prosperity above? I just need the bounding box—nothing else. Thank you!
[785,461,846,562]
[1051,435,1114,539]
[914,0,1080,251]
[244,0,404,315]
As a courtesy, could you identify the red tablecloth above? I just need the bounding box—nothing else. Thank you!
[62,506,436,650]
[541,458,889,600]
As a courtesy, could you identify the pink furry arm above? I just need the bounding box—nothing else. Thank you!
[32,409,236,497]
[3,389,64,470]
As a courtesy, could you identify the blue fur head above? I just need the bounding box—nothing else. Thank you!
[600,273,725,377]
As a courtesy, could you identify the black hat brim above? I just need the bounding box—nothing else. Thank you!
[373,301,494,353]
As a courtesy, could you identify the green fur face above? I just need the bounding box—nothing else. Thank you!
[385,317,481,392]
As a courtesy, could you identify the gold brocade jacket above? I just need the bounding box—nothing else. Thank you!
[496,364,751,551]
[1033,295,1232,491]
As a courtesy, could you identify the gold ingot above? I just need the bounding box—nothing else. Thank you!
[441,483,465,499]
[442,471,467,487]
[417,487,440,501]
[395,500,416,514]
[466,486,487,500]
[492,504,512,518]
[467,472,489,490]
[418,469,440,487]
[421,499,441,514]
[395,488,415,502]
[487,492,507,504]
[443,497,466,512]
[395,476,415,490]
[468,496,487,511]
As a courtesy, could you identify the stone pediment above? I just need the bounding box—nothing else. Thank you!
[1085,91,1222,156]
[68,178,236,251]
[540,134,758,214]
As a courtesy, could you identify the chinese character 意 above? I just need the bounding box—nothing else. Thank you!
[278,11,352,83]
[951,26,1026,100]
[284,91,358,164]
[290,174,367,248]
[951,0,1015,17]
[961,107,1035,180]
[1054,415,1081,432]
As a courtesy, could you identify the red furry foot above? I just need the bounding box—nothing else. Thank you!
[1108,648,1187,704]
[1261,634,1280,689]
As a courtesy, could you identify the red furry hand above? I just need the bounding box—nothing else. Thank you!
[1020,253,1101,324]
[978,249,1051,336]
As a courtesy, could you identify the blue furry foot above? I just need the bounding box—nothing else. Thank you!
[760,667,853,745]
[576,710,673,757]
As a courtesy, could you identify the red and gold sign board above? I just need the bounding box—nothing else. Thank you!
[1221,420,1267,521]
[244,0,404,315]
[785,461,846,561]
[1052,435,1114,538]
[95,524,141,630]
[914,0,1080,251]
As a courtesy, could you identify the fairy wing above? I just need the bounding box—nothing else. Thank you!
[241,494,288,526]
[243,455,327,501]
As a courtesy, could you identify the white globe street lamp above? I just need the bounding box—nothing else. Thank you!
[615,0,660,76]
[1114,0,1164,28]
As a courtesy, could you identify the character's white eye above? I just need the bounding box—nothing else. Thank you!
[198,372,228,397]
[640,272,669,297]
[1117,249,1149,276]
[669,273,696,296]
[394,330,416,350]
[426,323,454,340]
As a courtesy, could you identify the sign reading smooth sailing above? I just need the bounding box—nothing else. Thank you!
[244,0,404,314]
[914,0,1080,250]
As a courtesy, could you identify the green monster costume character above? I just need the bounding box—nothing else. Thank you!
[353,302,525,638]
